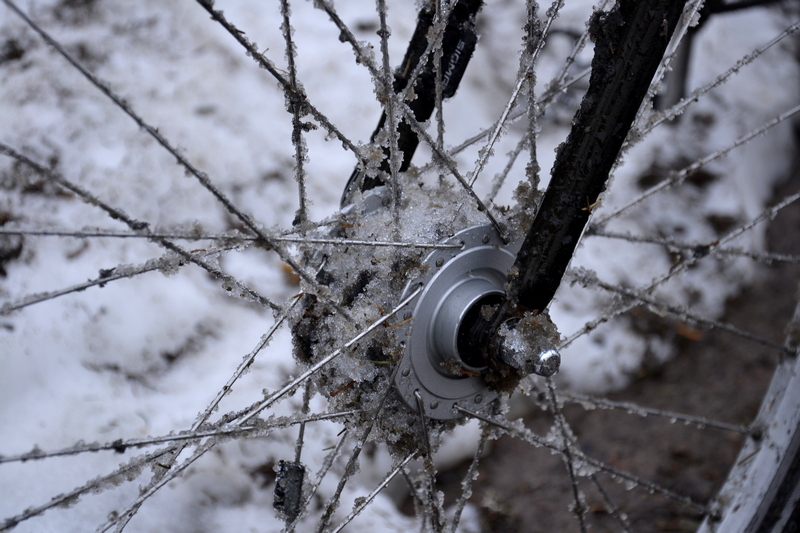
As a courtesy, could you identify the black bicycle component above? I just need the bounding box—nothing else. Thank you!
[508,0,689,314]
[341,0,482,206]
[273,460,305,522]
[459,0,690,380]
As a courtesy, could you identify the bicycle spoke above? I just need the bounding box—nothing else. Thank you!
[329,452,416,533]
[587,230,800,265]
[0,227,463,251]
[561,187,800,349]
[0,410,359,465]
[0,142,280,312]
[634,20,800,135]
[414,391,444,532]
[280,0,310,227]
[575,269,787,352]
[100,441,216,532]
[193,0,365,167]
[595,103,800,226]
[589,474,633,533]
[0,445,180,530]
[558,391,751,435]
[545,378,588,533]
[467,0,564,189]
[0,251,171,314]
[375,0,403,236]
[456,405,712,515]
[449,428,488,533]
[629,0,704,130]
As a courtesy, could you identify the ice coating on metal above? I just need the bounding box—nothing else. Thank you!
[393,224,519,420]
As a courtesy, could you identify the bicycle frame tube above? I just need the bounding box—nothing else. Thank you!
[341,0,483,206]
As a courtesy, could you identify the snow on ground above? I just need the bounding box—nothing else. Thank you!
[0,1,797,532]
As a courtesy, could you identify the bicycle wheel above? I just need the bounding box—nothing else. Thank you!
[1,1,798,532]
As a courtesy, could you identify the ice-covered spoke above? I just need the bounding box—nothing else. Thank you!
[191,306,295,429]
[487,131,528,204]
[433,0,447,169]
[457,406,712,517]
[468,0,564,189]
[293,382,312,464]
[280,0,310,227]
[560,392,751,434]
[2,0,313,284]
[0,226,461,249]
[237,286,421,426]
[545,378,588,533]
[590,474,633,533]
[587,229,800,265]
[595,103,800,227]
[582,456,710,515]
[449,425,489,533]
[277,236,462,249]
[1,251,182,315]
[0,227,251,243]
[0,410,359,465]
[562,187,800,349]
[633,20,800,136]
[572,269,787,352]
[192,0,366,168]
[329,452,416,533]
[0,142,280,312]
[455,406,556,452]
[0,445,181,531]
[544,0,609,100]
[100,441,216,533]
[414,391,444,532]
[375,0,403,236]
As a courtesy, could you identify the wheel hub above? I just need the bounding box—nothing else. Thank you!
[394,224,519,420]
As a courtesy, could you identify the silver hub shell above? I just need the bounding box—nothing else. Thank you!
[393,224,518,420]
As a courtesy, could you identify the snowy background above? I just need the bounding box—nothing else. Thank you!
[1,0,798,531]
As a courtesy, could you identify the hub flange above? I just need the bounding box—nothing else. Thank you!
[393,224,519,420]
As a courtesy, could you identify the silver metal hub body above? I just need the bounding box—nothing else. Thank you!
[394,224,519,420]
